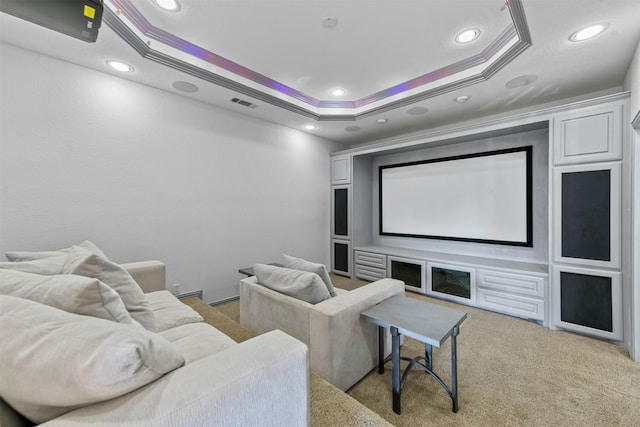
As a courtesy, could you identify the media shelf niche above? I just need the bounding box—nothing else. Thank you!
[354,246,549,324]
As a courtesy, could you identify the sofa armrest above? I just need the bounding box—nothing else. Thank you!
[240,276,313,345]
[121,261,166,293]
[41,330,309,427]
[309,278,405,391]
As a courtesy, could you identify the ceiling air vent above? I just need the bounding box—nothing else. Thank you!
[230,97,258,109]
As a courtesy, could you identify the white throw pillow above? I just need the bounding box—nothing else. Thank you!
[0,295,184,424]
[4,240,105,262]
[0,254,68,275]
[63,245,157,332]
[0,269,134,324]
[254,264,331,304]
[282,253,337,297]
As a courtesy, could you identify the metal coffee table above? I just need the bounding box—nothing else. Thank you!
[361,295,467,414]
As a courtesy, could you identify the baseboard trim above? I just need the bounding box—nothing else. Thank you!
[176,290,203,300]
[209,295,240,307]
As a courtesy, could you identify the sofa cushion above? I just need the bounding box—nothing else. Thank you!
[0,269,135,324]
[0,295,184,424]
[254,264,330,304]
[146,290,204,332]
[282,253,336,297]
[0,254,68,275]
[4,240,105,262]
[160,322,237,364]
[63,245,157,331]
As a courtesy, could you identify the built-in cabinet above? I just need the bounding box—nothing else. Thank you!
[355,246,548,324]
[331,155,352,276]
[331,94,631,345]
[550,100,625,341]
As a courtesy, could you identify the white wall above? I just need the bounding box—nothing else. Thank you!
[623,40,640,361]
[624,41,640,124]
[0,43,345,303]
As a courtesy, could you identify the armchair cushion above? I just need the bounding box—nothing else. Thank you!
[145,290,204,332]
[254,264,330,304]
[0,254,68,275]
[4,240,106,262]
[63,246,157,331]
[0,295,184,424]
[0,269,134,325]
[282,254,337,296]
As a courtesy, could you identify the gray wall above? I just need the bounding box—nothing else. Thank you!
[0,43,345,303]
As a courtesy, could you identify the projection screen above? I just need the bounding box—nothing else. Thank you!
[379,146,532,246]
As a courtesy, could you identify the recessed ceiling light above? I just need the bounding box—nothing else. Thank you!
[304,124,317,131]
[569,23,609,42]
[152,0,181,11]
[106,60,133,73]
[329,87,346,97]
[376,118,388,124]
[455,28,480,44]
[454,95,470,103]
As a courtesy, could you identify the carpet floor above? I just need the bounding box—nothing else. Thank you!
[188,274,640,426]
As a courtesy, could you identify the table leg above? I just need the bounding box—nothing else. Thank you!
[378,325,385,374]
[451,325,459,413]
[391,326,401,414]
[425,343,433,371]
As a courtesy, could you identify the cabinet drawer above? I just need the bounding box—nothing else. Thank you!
[354,251,387,269]
[476,289,544,321]
[477,269,545,298]
[355,265,387,282]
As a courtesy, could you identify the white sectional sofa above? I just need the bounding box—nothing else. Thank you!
[1,253,309,426]
[240,273,405,391]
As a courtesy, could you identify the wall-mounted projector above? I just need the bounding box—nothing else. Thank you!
[0,0,103,43]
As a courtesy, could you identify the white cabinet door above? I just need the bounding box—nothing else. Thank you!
[552,102,623,165]
[331,155,351,185]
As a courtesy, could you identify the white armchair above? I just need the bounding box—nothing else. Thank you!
[240,276,404,391]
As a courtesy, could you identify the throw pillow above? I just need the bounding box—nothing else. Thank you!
[282,253,337,297]
[63,245,157,332]
[0,269,134,325]
[5,240,105,262]
[0,253,68,275]
[254,264,331,304]
[0,295,184,424]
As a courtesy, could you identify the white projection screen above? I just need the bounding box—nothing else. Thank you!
[379,147,532,246]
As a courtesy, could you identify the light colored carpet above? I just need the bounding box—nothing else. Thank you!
[182,296,393,427]
[194,274,640,426]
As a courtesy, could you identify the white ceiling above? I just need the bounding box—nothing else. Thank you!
[1,0,639,146]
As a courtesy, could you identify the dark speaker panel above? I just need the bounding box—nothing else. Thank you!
[334,188,348,236]
[333,242,349,273]
[561,169,611,261]
[560,271,612,332]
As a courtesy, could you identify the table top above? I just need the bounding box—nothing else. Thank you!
[238,263,283,276]
[361,295,467,347]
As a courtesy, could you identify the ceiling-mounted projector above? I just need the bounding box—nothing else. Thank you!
[0,0,103,43]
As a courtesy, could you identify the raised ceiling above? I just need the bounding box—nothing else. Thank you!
[1,0,639,145]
